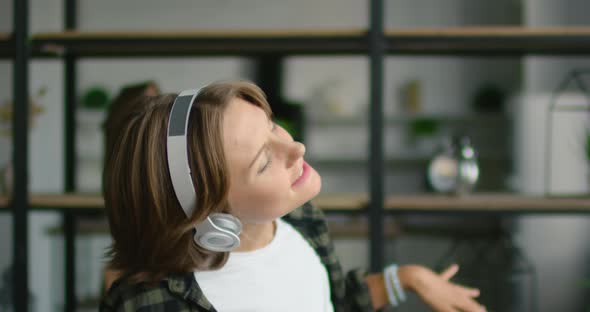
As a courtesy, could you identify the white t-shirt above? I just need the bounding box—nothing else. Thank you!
[194,218,334,312]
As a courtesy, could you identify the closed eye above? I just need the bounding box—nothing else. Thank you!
[258,122,277,175]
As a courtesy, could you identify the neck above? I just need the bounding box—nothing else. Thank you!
[234,220,276,252]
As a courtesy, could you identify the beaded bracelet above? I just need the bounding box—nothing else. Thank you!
[384,266,398,306]
[384,264,406,306]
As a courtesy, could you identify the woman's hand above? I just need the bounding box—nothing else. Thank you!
[398,264,486,312]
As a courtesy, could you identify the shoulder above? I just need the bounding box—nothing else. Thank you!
[283,201,332,250]
[283,201,326,226]
[100,274,202,311]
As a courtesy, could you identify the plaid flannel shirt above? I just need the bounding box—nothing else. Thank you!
[100,202,374,312]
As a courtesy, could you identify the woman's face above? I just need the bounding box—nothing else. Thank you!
[223,97,321,224]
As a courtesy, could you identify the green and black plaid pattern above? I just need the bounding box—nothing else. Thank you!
[100,202,374,312]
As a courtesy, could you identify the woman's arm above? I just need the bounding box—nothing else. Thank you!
[365,264,486,312]
[365,273,389,309]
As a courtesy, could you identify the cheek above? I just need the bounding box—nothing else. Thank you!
[228,176,291,222]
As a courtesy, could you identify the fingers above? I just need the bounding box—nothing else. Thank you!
[465,287,480,298]
[451,285,485,312]
[456,297,486,312]
[440,263,459,280]
[452,283,481,298]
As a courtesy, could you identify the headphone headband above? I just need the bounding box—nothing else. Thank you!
[165,87,242,252]
[166,89,201,218]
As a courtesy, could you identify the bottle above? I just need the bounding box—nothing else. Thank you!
[427,135,479,195]
[427,136,458,193]
[456,136,479,195]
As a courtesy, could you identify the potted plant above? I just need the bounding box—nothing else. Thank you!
[77,86,111,192]
[408,117,440,155]
[0,87,46,196]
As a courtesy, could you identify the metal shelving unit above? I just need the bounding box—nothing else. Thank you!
[8,1,386,310]
[6,0,590,311]
[11,1,30,312]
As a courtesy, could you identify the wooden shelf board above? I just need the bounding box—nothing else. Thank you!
[386,26,590,55]
[0,193,364,211]
[0,193,104,209]
[29,27,590,57]
[386,193,590,212]
[1,193,589,213]
[31,29,367,56]
[32,26,590,41]
[311,193,368,210]
[33,29,367,39]
[386,26,590,37]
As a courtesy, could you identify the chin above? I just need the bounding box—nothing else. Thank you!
[302,170,322,203]
[311,174,322,197]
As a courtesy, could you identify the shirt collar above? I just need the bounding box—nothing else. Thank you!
[165,272,216,311]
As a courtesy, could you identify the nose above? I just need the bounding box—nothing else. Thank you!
[286,141,305,168]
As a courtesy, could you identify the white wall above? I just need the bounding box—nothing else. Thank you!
[0,0,12,31]
[524,0,590,92]
[78,0,367,31]
[0,58,13,276]
[385,0,521,28]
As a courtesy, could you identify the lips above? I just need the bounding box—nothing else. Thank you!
[291,161,310,187]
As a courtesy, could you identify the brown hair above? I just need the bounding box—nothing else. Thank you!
[103,80,271,283]
[103,80,160,161]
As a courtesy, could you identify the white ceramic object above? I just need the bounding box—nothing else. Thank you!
[511,92,590,195]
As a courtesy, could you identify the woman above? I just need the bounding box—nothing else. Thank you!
[100,80,485,312]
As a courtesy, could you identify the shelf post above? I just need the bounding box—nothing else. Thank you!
[64,0,77,193]
[254,55,283,112]
[12,0,30,310]
[368,0,385,272]
[64,0,78,310]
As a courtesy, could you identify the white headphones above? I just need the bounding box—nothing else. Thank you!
[166,88,242,252]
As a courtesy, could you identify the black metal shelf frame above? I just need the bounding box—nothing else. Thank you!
[10,0,387,310]
[10,1,590,311]
[12,0,30,311]
[63,0,78,310]
[368,0,385,273]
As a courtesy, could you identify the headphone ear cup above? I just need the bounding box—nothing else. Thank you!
[209,213,242,235]
[194,213,242,252]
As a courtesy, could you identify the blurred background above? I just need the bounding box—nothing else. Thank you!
[1,0,590,311]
